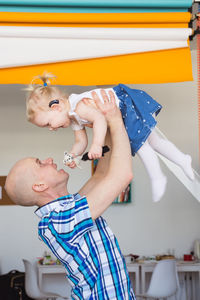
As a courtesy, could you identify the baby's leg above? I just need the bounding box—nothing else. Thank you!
[148,130,194,180]
[137,141,167,202]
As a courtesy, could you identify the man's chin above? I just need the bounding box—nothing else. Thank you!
[59,168,69,179]
[59,168,67,174]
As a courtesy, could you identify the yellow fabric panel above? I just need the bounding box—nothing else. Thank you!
[0,22,188,27]
[0,12,191,24]
[0,47,193,85]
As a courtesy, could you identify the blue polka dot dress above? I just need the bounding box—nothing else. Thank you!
[113,84,162,156]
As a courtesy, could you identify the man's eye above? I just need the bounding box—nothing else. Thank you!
[36,159,42,165]
[39,161,45,167]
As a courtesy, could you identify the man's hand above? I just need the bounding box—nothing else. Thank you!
[82,90,121,126]
[91,90,121,125]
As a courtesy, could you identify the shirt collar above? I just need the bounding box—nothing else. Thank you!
[35,194,74,218]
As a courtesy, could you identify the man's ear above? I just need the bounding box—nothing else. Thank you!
[32,183,48,192]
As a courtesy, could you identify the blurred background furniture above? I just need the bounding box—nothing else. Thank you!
[136,259,179,300]
[23,259,61,300]
[37,261,140,296]
[140,259,200,299]
[37,258,200,299]
[37,263,70,299]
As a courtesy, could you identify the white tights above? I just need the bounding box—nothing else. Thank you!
[137,130,194,202]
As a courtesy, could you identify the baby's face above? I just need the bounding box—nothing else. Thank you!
[33,94,70,131]
[31,90,70,130]
[33,110,69,131]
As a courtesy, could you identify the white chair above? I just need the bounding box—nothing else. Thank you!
[23,259,60,300]
[136,259,180,300]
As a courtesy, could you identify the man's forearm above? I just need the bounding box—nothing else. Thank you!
[107,117,133,188]
[78,131,111,196]
[81,90,133,219]
[86,114,133,219]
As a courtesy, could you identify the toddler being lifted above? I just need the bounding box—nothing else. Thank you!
[25,73,194,202]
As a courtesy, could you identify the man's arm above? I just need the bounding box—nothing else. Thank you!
[79,90,133,220]
[78,129,112,194]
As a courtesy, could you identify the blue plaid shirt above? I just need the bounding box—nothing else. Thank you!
[35,193,136,300]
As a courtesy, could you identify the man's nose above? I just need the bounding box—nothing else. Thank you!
[44,158,53,164]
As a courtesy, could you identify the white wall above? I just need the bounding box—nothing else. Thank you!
[0,50,199,274]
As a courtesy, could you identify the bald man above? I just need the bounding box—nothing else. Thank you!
[5,91,135,299]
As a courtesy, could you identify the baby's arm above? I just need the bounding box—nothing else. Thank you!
[76,100,107,160]
[67,128,88,168]
[70,128,88,156]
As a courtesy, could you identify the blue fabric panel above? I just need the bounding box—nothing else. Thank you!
[0,0,193,7]
[0,7,188,12]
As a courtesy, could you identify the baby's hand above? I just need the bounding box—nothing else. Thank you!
[67,160,77,169]
[88,144,102,160]
[63,152,80,169]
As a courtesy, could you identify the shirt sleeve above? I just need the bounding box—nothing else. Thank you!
[47,195,94,244]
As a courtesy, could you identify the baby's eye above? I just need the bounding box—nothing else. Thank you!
[46,123,52,129]
[41,123,49,128]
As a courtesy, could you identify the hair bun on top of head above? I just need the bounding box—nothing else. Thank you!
[35,71,56,86]
[24,71,56,92]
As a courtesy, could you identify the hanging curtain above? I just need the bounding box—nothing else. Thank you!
[0,0,193,7]
[0,2,193,84]
[0,11,191,27]
[0,0,193,12]
[0,27,192,68]
[0,20,193,84]
[0,47,192,85]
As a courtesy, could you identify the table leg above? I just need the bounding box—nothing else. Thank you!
[135,268,140,295]
[141,268,146,294]
[128,268,140,295]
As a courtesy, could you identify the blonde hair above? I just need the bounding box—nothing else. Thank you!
[25,72,62,122]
